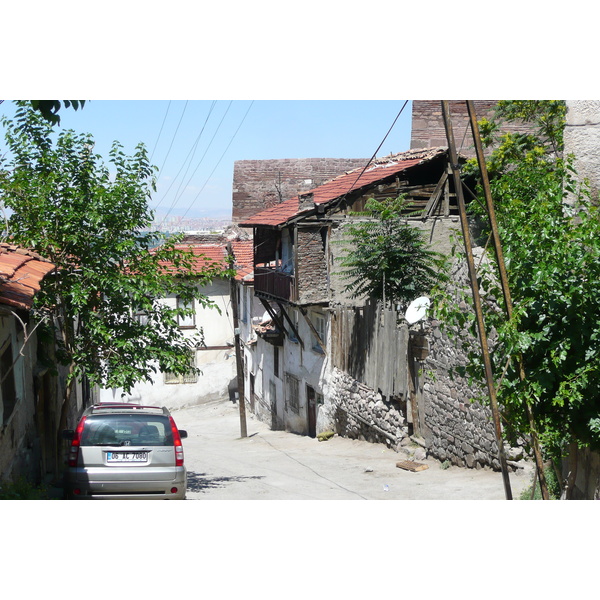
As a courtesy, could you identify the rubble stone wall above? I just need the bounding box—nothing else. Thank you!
[329,368,409,448]
[422,321,502,470]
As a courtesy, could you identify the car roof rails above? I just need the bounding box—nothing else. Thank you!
[85,403,170,415]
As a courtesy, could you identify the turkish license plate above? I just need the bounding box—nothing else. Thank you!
[107,451,148,463]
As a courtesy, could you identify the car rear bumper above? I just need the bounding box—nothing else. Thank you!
[64,468,187,500]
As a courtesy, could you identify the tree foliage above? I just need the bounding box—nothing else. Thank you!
[28,100,86,125]
[338,195,447,309]
[0,102,230,395]
[437,100,600,460]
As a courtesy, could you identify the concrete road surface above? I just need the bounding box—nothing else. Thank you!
[173,397,534,500]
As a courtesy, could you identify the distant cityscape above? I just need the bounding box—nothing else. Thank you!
[150,215,233,234]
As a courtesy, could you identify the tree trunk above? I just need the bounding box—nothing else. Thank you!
[55,367,75,473]
[560,442,578,500]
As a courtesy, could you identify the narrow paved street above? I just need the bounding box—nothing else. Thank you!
[173,397,534,500]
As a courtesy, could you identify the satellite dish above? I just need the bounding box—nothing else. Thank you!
[405,296,431,325]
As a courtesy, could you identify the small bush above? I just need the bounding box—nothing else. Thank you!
[520,465,561,500]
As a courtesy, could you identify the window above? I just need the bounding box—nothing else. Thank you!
[134,311,148,326]
[312,312,326,352]
[285,373,300,413]
[177,297,195,328]
[1,343,16,426]
[81,415,172,447]
[164,352,197,384]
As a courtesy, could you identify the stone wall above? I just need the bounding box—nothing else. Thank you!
[410,100,532,157]
[232,158,368,223]
[564,100,600,205]
[329,368,409,449]
[296,225,328,304]
[422,320,502,469]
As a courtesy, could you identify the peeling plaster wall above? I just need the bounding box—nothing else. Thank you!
[99,280,236,410]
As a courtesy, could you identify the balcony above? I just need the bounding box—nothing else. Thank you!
[254,267,295,302]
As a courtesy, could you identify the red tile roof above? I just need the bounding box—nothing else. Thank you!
[239,148,447,228]
[229,240,254,282]
[0,243,56,310]
[156,240,254,282]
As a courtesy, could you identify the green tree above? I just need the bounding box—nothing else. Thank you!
[438,101,600,497]
[338,195,447,309]
[0,102,230,430]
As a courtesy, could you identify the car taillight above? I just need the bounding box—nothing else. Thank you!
[68,416,87,467]
[169,416,185,466]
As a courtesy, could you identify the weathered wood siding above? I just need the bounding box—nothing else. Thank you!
[330,302,408,399]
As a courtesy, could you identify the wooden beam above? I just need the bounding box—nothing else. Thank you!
[421,171,448,219]
[298,306,327,354]
[276,302,303,348]
[258,298,287,334]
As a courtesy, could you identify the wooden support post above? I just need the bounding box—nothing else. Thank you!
[227,244,247,438]
[466,100,549,500]
[442,101,513,500]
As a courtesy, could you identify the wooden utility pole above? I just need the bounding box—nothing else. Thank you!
[441,101,513,500]
[466,101,549,500]
[227,244,247,438]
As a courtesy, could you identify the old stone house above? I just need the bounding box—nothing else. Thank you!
[235,145,512,470]
[0,243,94,486]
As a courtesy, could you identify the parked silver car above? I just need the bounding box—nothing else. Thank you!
[63,404,188,499]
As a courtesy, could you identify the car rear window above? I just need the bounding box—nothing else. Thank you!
[80,414,173,447]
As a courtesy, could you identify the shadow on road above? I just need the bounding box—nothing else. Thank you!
[186,470,265,493]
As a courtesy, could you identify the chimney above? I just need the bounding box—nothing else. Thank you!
[298,192,314,211]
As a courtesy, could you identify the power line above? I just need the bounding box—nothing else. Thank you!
[178,101,254,221]
[156,101,235,229]
[251,101,411,266]
[152,101,217,215]
[156,100,188,179]
[149,101,171,162]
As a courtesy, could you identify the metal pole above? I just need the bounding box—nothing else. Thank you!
[466,101,549,499]
[441,101,512,499]
[227,244,247,438]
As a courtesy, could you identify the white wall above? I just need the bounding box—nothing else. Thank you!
[99,279,236,409]
[277,306,330,435]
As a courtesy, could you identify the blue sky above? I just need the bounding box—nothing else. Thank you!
[0,100,413,222]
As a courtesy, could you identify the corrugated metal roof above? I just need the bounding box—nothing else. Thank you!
[0,243,55,310]
[239,148,448,228]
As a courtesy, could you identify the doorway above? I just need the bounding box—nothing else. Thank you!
[306,384,317,438]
